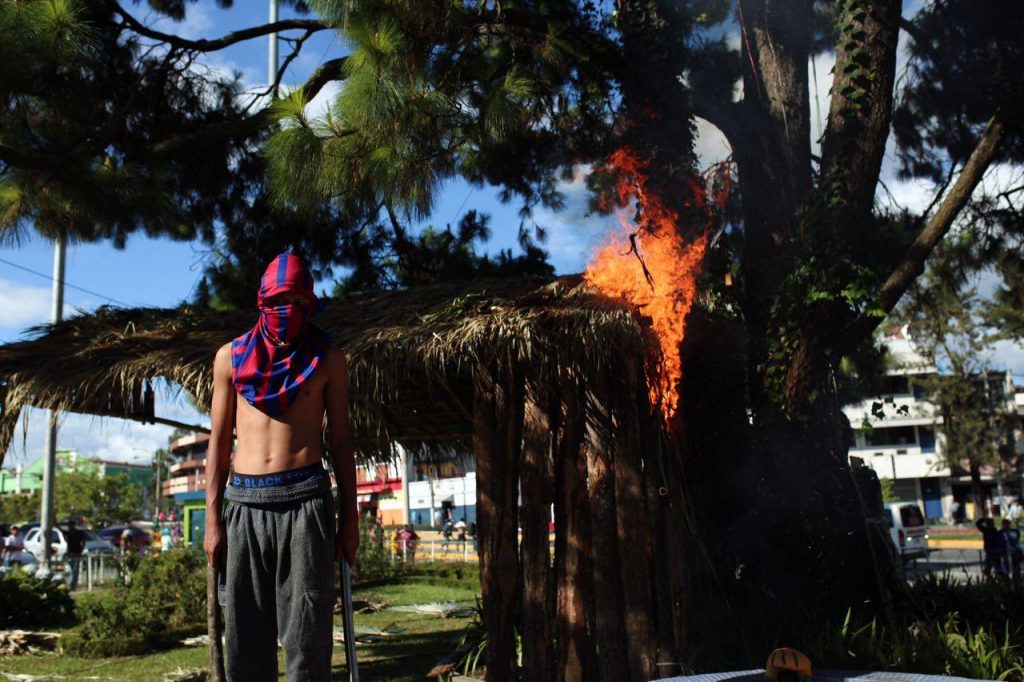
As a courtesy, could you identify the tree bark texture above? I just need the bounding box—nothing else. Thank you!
[521,398,556,682]
[474,363,524,682]
[554,384,598,682]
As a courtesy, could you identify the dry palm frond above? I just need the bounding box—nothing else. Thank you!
[0,275,649,463]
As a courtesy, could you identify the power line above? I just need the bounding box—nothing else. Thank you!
[0,256,136,308]
[450,187,475,225]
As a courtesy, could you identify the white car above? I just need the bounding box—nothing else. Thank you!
[884,502,929,561]
[23,527,116,562]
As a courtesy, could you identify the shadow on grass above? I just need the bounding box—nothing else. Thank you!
[332,628,464,682]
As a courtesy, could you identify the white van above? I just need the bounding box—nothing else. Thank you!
[884,502,929,561]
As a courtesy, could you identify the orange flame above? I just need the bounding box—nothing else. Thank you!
[584,147,710,426]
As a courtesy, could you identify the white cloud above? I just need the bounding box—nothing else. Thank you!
[0,278,51,328]
[3,389,208,470]
[147,2,216,41]
[303,80,343,121]
[694,117,731,167]
[530,165,618,274]
[990,339,1024,376]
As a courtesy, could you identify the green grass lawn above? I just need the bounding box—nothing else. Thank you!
[0,580,481,681]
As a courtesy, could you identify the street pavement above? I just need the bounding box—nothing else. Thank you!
[904,547,985,581]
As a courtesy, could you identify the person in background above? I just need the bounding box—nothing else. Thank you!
[1002,519,1022,583]
[977,517,1009,578]
[120,527,132,555]
[949,499,962,526]
[399,524,419,561]
[1008,498,1023,528]
[3,526,24,566]
[65,521,87,590]
[391,527,402,559]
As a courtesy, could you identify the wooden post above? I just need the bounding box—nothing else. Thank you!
[521,397,555,682]
[473,363,523,682]
[640,398,683,676]
[207,565,226,682]
[554,382,598,682]
[585,388,629,682]
[612,360,657,681]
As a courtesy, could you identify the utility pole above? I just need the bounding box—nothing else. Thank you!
[154,450,164,516]
[268,0,279,98]
[39,234,66,572]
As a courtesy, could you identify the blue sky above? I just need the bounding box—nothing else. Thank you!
[2,0,1021,469]
[0,0,611,469]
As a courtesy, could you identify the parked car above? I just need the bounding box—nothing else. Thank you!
[97,525,151,551]
[23,526,117,561]
[885,502,929,561]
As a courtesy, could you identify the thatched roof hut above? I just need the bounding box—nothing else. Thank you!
[0,274,647,459]
[0,274,690,681]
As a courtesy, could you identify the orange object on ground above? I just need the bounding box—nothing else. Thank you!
[765,647,812,681]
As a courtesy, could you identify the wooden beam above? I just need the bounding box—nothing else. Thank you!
[473,362,523,682]
[613,361,657,680]
[554,382,597,682]
[521,398,555,682]
[585,388,629,682]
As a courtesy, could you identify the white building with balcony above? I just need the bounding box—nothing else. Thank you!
[844,330,949,520]
[844,328,1022,522]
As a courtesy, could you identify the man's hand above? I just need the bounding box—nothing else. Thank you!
[204,521,225,569]
[335,517,359,567]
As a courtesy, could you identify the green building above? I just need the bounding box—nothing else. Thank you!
[0,450,153,495]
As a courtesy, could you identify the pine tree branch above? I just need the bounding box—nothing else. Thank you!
[845,111,1008,347]
[898,16,929,46]
[0,145,60,174]
[111,1,328,52]
[147,57,348,158]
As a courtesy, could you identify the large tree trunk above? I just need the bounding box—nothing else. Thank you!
[677,312,899,648]
[474,363,524,682]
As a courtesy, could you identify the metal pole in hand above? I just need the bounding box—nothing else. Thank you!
[340,559,359,682]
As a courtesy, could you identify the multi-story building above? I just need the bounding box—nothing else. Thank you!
[844,327,1022,521]
[163,433,210,507]
[0,449,152,496]
[354,448,478,527]
[407,457,477,527]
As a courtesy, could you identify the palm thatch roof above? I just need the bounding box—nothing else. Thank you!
[0,275,650,461]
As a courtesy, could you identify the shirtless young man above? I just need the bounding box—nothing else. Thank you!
[204,252,359,682]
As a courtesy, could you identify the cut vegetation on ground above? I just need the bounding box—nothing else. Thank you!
[0,580,481,682]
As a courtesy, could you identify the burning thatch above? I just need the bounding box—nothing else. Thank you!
[0,275,647,463]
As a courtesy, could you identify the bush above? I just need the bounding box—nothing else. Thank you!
[0,569,75,628]
[689,572,1024,680]
[353,516,397,585]
[62,548,206,658]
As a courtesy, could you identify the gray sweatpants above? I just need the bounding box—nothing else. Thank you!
[219,475,336,682]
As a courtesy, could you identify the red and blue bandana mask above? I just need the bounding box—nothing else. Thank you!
[230,253,331,416]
